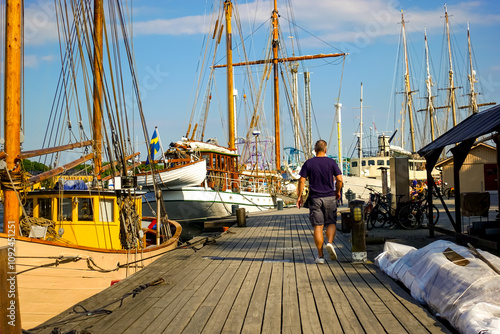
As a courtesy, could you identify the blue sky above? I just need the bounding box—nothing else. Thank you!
[20,0,500,164]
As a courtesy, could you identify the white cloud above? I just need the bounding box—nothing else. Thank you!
[23,0,59,46]
[41,54,55,62]
[24,55,39,68]
[24,54,55,68]
[132,0,500,46]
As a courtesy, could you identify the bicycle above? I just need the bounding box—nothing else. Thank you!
[365,188,413,229]
[397,202,424,229]
[420,189,441,225]
[443,186,455,199]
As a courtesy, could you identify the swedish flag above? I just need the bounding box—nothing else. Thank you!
[146,128,160,165]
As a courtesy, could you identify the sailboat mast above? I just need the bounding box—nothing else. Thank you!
[272,0,280,170]
[3,0,22,235]
[401,11,416,153]
[93,0,103,177]
[304,72,312,158]
[467,22,478,114]
[445,5,458,127]
[359,82,363,177]
[291,62,300,150]
[424,28,436,141]
[335,102,343,174]
[224,0,235,149]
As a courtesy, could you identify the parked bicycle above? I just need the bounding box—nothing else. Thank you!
[364,187,417,230]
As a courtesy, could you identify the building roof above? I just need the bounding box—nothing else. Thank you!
[418,104,500,156]
[435,142,497,167]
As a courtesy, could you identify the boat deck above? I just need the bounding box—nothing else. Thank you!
[30,209,453,333]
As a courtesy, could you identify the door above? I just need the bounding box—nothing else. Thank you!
[484,164,498,191]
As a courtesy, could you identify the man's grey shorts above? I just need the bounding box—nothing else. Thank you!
[308,196,337,227]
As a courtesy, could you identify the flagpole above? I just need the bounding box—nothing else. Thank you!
[155,126,166,163]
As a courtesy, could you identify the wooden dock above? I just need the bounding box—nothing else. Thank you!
[30,209,453,333]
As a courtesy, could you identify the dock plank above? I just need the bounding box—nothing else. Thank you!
[281,216,302,334]
[335,232,452,334]
[32,210,453,334]
[221,215,276,333]
[295,215,344,333]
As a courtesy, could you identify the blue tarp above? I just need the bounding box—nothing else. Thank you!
[54,180,88,190]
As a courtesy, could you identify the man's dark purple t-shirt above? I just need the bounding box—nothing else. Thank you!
[299,157,342,199]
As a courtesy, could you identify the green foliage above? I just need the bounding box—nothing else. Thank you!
[21,159,49,173]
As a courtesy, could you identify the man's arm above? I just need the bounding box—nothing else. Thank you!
[296,177,306,208]
[335,175,343,200]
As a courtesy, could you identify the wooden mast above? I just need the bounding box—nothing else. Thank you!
[3,0,22,235]
[224,0,235,149]
[401,11,416,153]
[272,0,280,170]
[466,22,478,114]
[424,28,436,141]
[459,22,495,113]
[212,1,346,170]
[93,0,103,177]
[445,5,458,127]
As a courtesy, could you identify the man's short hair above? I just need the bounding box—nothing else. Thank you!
[314,140,327,153]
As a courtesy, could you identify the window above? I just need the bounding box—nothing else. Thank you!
[351,161,358,167]
[99,198,114,223]
[220,156,225,170]
[362,160,366,166]
[39,198,52,220]
[368,160,375,166]
[58,198,73,221]
[25,199,34,217]
[386,160,390,165]
[78,198,93,221]
[377,160,384,166]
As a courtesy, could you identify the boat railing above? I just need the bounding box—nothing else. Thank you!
[206,171,279,194]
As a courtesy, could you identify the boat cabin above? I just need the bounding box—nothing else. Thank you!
[200,151,239,191]
[23,190,142,250]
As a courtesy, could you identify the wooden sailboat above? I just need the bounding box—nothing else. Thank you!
[142,0,346,223]
[0,0,180,329]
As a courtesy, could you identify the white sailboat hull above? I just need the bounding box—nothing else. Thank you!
[142,186,274,222]
[136,159,207,190]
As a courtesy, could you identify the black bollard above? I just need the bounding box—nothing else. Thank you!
[236,208,246,227]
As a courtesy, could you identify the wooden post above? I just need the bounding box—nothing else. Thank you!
[224,0,235,149]
[450,139,476,233]
[349,200,366,262]
[3,0,22,235]
[0,246,22,333]
[272,0,280,171]
[93,0,103,177]
[494,135,500,220]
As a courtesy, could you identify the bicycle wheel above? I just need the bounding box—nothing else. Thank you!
[398,204,424,230]
[365,206,374,230]
[425,204,440,225]
[373,208,389,228]
[366,207,379,230]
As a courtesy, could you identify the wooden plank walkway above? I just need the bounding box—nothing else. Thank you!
[30,210,453,333]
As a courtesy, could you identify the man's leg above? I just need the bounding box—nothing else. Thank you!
[314,225,325,258]
[325,223,336,244]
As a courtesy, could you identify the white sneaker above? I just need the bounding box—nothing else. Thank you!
[326,243,337,261]
[315,257,325,264]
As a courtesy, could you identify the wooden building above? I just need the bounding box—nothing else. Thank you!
[436,143,498,192]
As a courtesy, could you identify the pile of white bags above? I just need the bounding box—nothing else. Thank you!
[375,240,500,334]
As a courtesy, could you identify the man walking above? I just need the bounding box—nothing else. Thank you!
[296,140,343,264]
